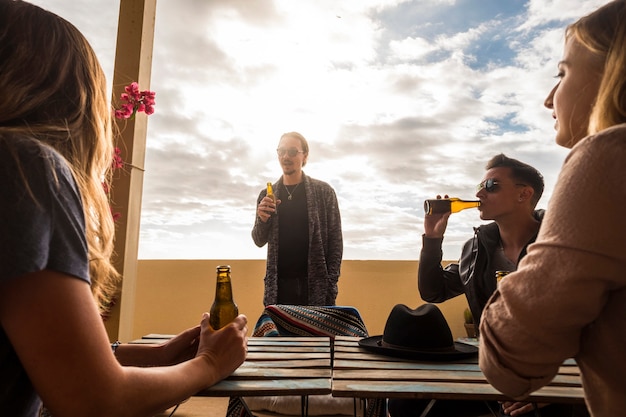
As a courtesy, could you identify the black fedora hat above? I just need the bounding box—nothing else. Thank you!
[359,303,478,361]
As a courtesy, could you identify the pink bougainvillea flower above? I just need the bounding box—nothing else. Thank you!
[114,103,133,119]
[109,83,156,222]
[114,82,156,120]
[112,147,123,170]
[111,209,122,222]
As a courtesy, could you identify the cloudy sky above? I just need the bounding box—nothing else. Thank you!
[33,0,606,261]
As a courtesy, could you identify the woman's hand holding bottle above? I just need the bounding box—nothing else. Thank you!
[195,313,248,386]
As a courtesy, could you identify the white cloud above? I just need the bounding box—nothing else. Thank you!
[522,0,607,30]
[389,37,437,60]
[27,0,605,261]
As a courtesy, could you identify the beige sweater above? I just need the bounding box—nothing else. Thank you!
[479,124,626,417]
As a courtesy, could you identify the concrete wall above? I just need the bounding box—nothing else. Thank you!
[128,259,470,342]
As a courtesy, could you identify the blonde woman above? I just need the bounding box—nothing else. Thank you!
[0,1,247,415]
[479,1,626,416]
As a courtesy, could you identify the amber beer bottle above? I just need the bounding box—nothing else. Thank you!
[266,182,277,214]
[209,265,239,330]
[266,182,276,203]
[496,270,510,287]
[424,198,481,215]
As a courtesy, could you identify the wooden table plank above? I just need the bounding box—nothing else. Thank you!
[130,336,331,347]
[247,345,330,353]
[333,369,581,387]
[246,351,330,360]
[334,369,484,383]
[334,359,481,372]
[231,367,330,379]
[198,378,331,397]
[332,380,585,403]
[140,333,176,339]
[247,337,330,346]
[129,334,174,344]
[238,359,330,370]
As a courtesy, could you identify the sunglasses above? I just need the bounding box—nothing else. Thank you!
[476,178,527,193]
[476,178,500,193]
[277,148,304,157]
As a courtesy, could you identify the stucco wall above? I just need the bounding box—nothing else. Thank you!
[127,259,470,341]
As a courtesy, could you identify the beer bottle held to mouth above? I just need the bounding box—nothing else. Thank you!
[209,265,239,330]
[424,198,481,215]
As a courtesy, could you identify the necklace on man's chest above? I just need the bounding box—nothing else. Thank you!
[283,183,302,200]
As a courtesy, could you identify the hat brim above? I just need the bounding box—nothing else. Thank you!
[358,336,478,361]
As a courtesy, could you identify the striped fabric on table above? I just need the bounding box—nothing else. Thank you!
[253,305,369,338]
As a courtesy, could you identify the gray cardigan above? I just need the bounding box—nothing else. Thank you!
[252,173,343,306]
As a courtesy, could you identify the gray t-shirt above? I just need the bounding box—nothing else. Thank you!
[0,136,90,416]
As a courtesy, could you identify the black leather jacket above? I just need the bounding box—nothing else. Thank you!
[418,210,545,327]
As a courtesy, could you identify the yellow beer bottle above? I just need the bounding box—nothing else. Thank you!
[267,182,277,214]
[267,182,277,203]
[424,198,481,215]
[209,265,239,330]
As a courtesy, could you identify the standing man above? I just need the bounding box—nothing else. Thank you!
[252,132,343,306]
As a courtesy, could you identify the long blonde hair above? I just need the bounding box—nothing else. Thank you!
[566,0,626,134]
[0,0,119,313]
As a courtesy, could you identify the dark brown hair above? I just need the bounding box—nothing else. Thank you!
[486,153,544,208]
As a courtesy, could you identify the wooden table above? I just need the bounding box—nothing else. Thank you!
[332,336,585,404]
[132,335,332,416]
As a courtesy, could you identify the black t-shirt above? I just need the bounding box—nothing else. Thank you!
[277,183,309,304]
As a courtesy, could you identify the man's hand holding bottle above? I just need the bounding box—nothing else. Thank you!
[424,195,452,238]
[258,182,281,223]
